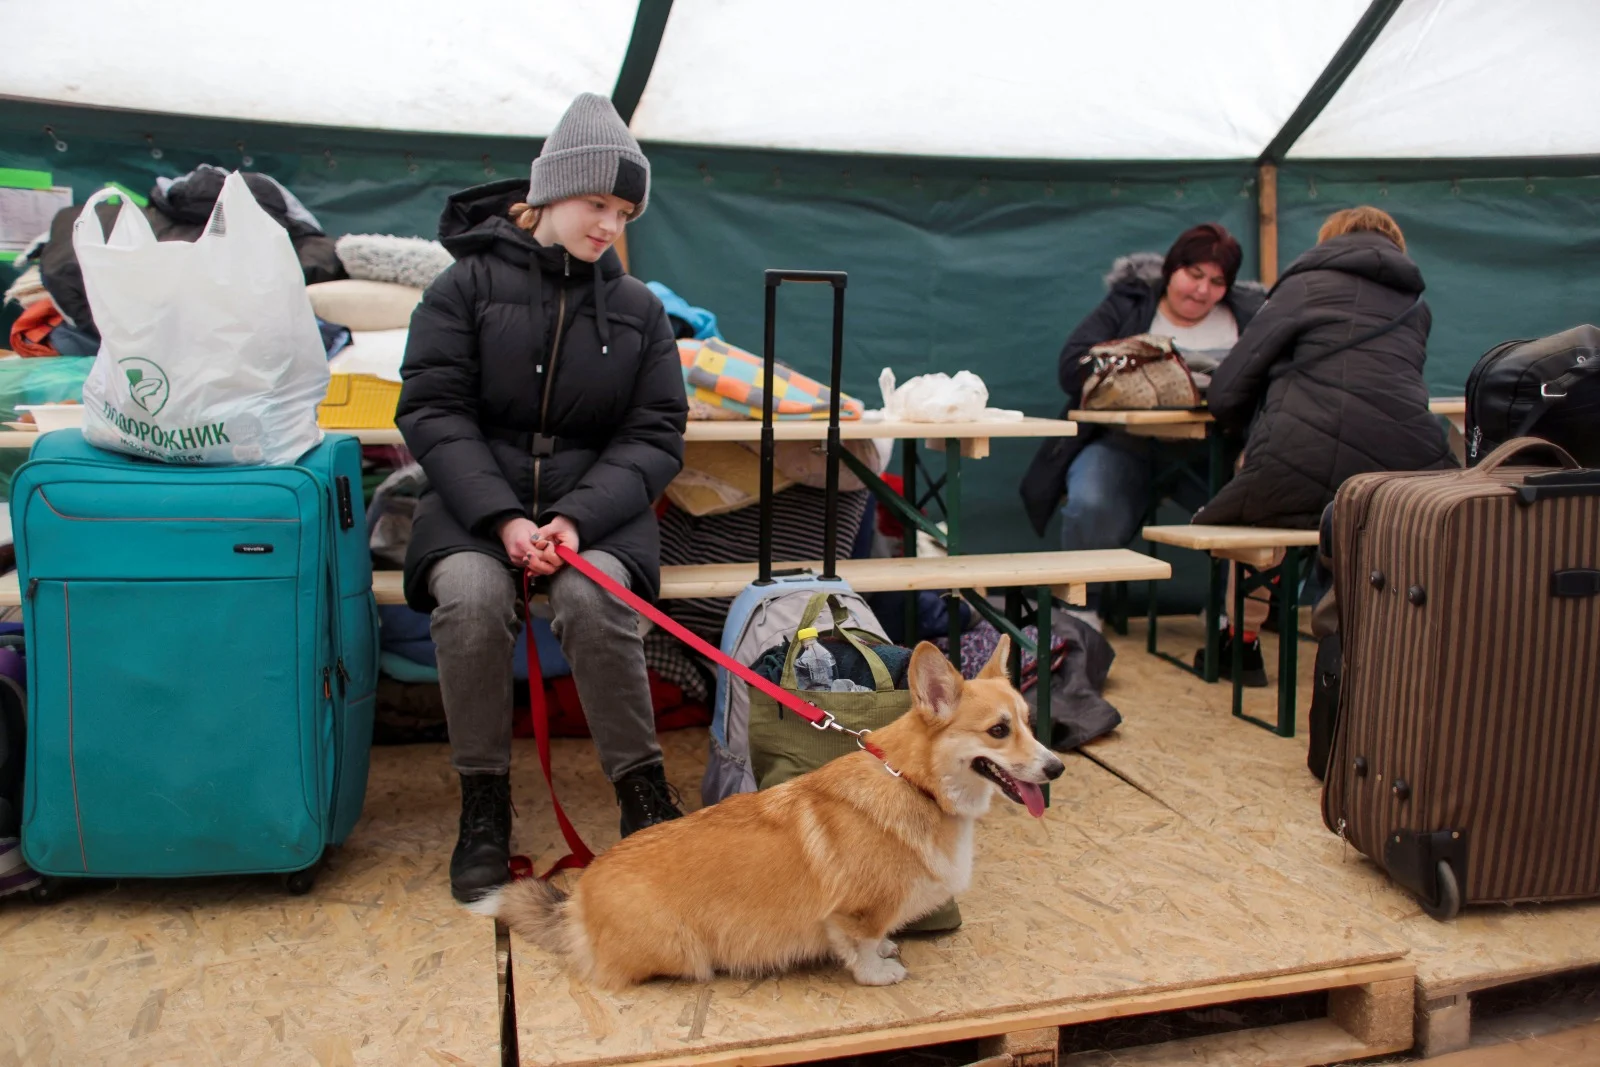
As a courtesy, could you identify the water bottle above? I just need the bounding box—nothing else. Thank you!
[792,627,836,691]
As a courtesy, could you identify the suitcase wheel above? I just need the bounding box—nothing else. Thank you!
[1420,860,1461,921]
[28,876,67,905]
[285,867,318,895]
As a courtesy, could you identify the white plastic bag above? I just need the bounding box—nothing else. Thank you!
[877,368,1024,423]
[74,171,330,465]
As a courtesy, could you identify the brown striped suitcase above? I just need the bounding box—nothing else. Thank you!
[1322,437,1600,919]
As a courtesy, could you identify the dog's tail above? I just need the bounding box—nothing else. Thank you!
[465,879,572,957]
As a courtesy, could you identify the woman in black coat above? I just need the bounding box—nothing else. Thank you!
[396,94,689,903]
[1020,223,1265,624]
[1192,206,1456,677]
[1195,207,1456,528]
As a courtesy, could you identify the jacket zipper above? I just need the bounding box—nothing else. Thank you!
[531,252,571,517]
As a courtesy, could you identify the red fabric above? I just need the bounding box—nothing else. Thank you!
[9,300,62,357]
[876,473,906,539]
[511,674,711,739]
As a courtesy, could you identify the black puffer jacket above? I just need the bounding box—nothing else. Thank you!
[1019,253,1266,535]
[396,178,686,610]
[1193,231,1456,529]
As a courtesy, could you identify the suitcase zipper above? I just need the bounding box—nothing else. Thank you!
[531,253,571,519]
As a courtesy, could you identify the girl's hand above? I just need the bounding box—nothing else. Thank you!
[527,516,580,575]
[496,517,543,568]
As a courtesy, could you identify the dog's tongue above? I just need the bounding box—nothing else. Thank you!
[1017,782,1046,818]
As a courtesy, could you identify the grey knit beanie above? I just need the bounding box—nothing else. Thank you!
[529,92,650,218]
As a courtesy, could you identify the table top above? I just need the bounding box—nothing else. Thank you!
[1071,397,1464,426]
[682,415,1077,442]
[1067,408,1212,426]
[1141,524,1322,551]
[0,417,1077,451]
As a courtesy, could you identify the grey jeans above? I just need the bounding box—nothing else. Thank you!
[426,549,662,780]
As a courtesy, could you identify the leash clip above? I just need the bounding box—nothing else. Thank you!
[808,709,837,732]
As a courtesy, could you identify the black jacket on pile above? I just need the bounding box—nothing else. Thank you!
[1019,253,1266,536]
[396,178,686,611]
[38,166,344,337]
[1192,231,1457,529]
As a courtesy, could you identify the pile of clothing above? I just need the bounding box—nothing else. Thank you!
[12,165,347,358]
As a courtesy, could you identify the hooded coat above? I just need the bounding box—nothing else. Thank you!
[396,178,687,611]
[1019,253,1266,536]
[1192,231,1457,529]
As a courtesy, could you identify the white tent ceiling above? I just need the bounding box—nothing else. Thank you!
[3,0,1597,161]
[628,0,1369,159]
[0,0,639,139]
[1291,0,1600,159]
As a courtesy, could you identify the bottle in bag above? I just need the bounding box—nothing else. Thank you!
[792,627,836,691]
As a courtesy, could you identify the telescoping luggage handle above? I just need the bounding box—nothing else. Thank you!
[758,269,848,586]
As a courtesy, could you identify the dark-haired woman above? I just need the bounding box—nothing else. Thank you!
[1021,223,1265,626]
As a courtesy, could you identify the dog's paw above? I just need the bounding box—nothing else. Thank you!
[852,955,908,986]
[876,938,899,959]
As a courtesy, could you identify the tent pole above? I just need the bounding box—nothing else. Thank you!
[1257,163,1278,288]
[610,0,675,126]
[1258,0,1403,163]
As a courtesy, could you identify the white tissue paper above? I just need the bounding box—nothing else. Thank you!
[877,368,1024,423]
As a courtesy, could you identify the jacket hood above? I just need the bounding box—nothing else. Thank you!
[1278,231,1423,294]
[1103,251,1267,301]
[437,178,624,279]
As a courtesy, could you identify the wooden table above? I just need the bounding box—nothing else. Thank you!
[1429,397,1467,462]
[1067,408,1212,441]
[0,418,1075,454]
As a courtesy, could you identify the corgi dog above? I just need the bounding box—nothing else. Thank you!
[469,635,1065,989]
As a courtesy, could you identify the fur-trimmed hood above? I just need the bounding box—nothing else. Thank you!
[1103,251,1267,301]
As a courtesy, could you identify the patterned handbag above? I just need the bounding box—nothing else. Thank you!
[679,337,863,420]
[1079,333,1202,410]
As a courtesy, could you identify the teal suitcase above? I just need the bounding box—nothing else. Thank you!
[11,429,378,893]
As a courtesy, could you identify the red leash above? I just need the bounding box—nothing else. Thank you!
[517,545,890,881]
[521,569,595,878]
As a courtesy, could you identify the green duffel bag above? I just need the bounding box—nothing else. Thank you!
[746,593,961,933]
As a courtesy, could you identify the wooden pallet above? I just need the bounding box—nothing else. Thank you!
[507,729,1413,1067]
[1085,616,1600,1063]
[1415,963,1600,1058]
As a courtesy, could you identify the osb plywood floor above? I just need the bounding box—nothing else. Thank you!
[0,744,499,1067]
[1093,615,1600,1000]
[509,730,1406,1067]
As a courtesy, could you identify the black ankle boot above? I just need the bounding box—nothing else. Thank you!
[451,772,511,904]
[614,763,684,838]
[1194,632,1270,688]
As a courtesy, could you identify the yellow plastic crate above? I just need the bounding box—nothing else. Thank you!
[318,373,400,429]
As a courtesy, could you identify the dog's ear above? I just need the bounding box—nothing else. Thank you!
[909,641,963,721]
[977,634,1011,681]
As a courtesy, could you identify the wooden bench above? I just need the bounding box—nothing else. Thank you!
[1140,525,1321,737]
[0,548,1168,795]
[0,549,1164,610]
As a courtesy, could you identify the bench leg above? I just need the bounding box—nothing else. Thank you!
[902,441,919,641]
[945,440,964,669]
[1036,585,1053,808]
[1231,560,1248,721]
[1204,554,1223,684]
[1145,543,1160,656]
[1005,589,1024,689]
[1275,546,1302,737]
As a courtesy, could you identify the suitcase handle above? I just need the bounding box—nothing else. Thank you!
[758,269,849,586]
[1474,436,1580,474]
[1516,471,1600,505]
